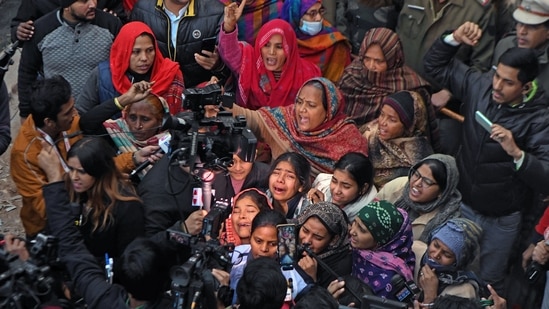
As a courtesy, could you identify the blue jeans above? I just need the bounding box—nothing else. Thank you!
[543,271,549,309]
[460,203,521,295]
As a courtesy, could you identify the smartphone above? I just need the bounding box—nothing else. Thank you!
[277,224,298,270]
[199,37,217,56]
[475,111,493,133]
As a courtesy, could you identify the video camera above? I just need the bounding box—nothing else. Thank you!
[0,233,67,309]
[0,41,19,82]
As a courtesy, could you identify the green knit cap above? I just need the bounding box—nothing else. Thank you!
[357,200,403,245]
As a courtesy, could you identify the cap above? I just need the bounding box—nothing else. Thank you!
[513,0,549,25]
[61,0,78,8]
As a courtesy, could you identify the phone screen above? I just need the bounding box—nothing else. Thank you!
[200,37,217,56]
[277,224,297,270]
[474,111,493,133]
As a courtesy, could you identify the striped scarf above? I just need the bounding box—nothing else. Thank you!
[338,27,430,126]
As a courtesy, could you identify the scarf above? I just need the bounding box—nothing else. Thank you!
[352,209,415,299]
[280,0,351,82]
[364,91,433,188]
[238,19,321,110]
[219,0,282,45]
[338,27,430,126]
[394,154,462,242]
[296,201,350,260]
[110,21,183,114]
[259,77,368,176]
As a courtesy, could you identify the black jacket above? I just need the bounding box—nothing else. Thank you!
[131,0,227,88]
[424,38,549,216]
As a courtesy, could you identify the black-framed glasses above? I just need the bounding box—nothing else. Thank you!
[304,7,326,18]
[410,168,438,187]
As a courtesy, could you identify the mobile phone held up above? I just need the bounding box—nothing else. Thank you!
[277,224,298,270]
[199,37,217,57]
[475,111,493,133]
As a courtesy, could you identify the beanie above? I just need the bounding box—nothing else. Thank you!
[431,220,466,266]
[382,91,415,130]
[357,200,403,246]
[429,218,482,268]
[61,0,78,8]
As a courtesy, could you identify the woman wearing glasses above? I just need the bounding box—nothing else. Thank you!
[362,90,435,188]
[280,0,351,82]
[377,154,462,242]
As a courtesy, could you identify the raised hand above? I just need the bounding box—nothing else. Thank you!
[16,20,34,41]
[453,22,482,46]
[223,0,246,33]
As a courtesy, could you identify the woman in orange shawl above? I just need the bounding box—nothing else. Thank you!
[281,0,351,82]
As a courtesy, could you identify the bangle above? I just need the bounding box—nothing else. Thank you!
[132,151,139,166]
[420,303,434,308]
[114,97,124,110]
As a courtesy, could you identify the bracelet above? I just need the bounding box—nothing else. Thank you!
[114,97,124,110]
[420,303,434,308]
[132,151,139,166]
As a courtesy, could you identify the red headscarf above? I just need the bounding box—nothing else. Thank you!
[238,19,321,110]
[110,22,183,113]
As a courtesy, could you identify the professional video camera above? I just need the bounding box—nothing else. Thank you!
[0,233,69,309]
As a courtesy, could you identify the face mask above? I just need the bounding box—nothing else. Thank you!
[300,19,322,36]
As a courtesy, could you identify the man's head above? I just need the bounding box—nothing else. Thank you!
[492,47,539,105]
[236,257,286,309]
[62,0,97,23]
[30,75,76,135]
[513,0,549,48]
[115,237,173,302]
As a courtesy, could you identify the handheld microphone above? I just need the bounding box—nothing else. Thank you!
[130,133,171,177]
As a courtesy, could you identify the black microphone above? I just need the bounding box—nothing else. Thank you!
[129,133,172,177]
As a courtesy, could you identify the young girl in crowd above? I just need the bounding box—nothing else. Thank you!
[415,218,485,304]
[225,188,273,246]
[362,91,434,188]
[350,200,415,299]
[65,137,145,260]
[219,2,321,109]
[266,152,312,219]
[296,201,352,287]
[308,152,377,221]
[280,0,351,82]
[377,154,462,242]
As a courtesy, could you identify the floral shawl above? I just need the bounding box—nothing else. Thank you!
[363,91,433,188]
[352,208,415,299]
[238,19,321,110]
[219,0,282,45]
[259,77,368,176]
[338,27,429,126]
[110,22,183,114]
[280,0,351,82]
[395,154,462,242]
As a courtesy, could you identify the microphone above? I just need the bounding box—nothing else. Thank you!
[130,133,171,177]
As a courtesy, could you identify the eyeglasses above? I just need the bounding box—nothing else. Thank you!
[304,7,326,18]
[410,168,438,187]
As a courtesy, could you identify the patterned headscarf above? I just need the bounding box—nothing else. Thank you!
[365,91,434,188]
[237,19,321,109]
[357,200,403,246]
[395,154,462,243]
[259,77,368,177]
[352,207,415,298]
[296,201,350,259]
[338,28,429,126]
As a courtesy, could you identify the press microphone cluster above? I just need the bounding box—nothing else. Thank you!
[130,133,171,177]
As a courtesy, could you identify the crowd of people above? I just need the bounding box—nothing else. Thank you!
[1,0,549,308]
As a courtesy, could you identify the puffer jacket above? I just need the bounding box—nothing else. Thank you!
[131,0,225,88]
[424,38,549,216]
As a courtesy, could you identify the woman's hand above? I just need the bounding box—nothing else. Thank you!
[117,81,154,107]
[134,145,162,165]
[37,140,64,183]
[485,284,507,309]
[223,0,246,32]
[211,268,230,286]
[298,252,318,282]
[307,188,325,204]
[418,265,438,303]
